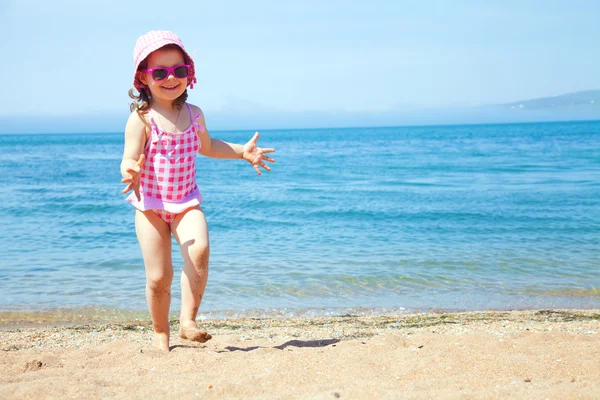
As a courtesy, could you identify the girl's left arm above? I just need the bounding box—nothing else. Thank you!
[193,106,276,175]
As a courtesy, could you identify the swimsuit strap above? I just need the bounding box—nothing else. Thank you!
[149,108,159,131]
[185,102,193,121]
[186,103,205,132]
[148,108,162,143]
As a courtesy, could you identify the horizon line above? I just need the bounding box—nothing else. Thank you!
[1,118,599,136]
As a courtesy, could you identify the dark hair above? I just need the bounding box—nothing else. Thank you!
[128,44,188,116]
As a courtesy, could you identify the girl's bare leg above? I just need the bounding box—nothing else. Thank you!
[172,206,212,343]
[135,209,174,351]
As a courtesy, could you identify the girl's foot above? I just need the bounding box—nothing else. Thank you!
[153,332,171,352]
[179,321,212,343]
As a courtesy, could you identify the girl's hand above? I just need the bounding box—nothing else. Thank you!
[121,154,146,201]
[242,132,275,175]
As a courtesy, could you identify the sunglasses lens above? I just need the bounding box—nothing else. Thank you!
[174,66,189,78]
[151,69,168,81]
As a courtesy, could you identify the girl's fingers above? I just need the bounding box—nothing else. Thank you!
[252,152,275,164]
[125,168,139,176]
[122,183,133,194]
[253,164,261,175]
[260,148,275,154]
[259,161,271,171]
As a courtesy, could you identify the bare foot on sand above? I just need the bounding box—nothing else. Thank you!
[153,332,171,352]
[179,321,212,343]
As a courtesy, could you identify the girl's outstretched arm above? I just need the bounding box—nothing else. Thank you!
[120,112,148,200]
[193,106,275,175]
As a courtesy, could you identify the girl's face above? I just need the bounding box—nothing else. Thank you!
[139,47,188,102]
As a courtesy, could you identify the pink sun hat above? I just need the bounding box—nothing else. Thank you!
[132,30,197,91]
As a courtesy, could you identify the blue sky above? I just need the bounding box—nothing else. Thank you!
[0,0,599,131]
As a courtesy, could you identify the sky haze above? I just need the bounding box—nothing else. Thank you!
[0,1,599,132]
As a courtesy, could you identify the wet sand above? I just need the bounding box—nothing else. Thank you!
[1,309,599,399]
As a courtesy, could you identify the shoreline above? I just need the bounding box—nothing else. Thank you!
[2,305,599,330]
[2,309,599,399]
[2,309,599,350]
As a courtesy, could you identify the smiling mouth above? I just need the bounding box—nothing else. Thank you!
[162,84,180,90]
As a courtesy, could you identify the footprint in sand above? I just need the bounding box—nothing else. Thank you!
[23,360,45,372]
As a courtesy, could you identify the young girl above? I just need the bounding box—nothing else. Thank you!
[121,30,275,352]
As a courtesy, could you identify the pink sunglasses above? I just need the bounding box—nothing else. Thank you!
[140,64,190,81]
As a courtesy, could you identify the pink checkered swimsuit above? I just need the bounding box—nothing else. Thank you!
[127,103,204,224]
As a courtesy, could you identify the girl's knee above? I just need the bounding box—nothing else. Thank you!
[190,245,210,269]
[146,272,174,290]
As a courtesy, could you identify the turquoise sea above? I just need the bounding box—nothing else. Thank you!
[0,121,599,318]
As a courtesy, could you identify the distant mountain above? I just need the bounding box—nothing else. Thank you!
[495,90,600,111]
[206,90,600,130]
[204,90,600,130]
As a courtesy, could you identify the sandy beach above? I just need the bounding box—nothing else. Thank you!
[1,309,599,399]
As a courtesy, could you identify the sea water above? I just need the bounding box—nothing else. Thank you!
[0,121,599,317]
